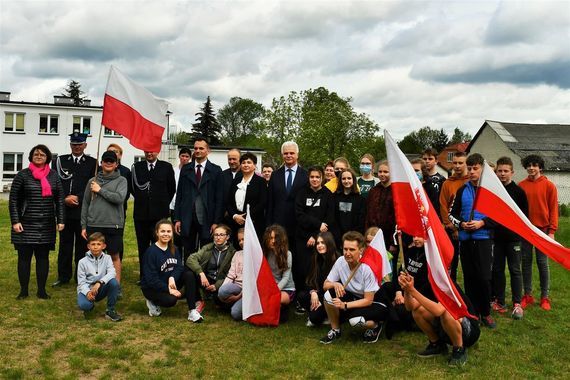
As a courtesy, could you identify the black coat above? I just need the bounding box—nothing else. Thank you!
[332,191,366,246]
[227,174,267,238]
[131,160,176,221]
[266,165,308,233]
[295,186,334,240]
[9,168,64,248]
[53,154,97,220]
[221,168,242,222]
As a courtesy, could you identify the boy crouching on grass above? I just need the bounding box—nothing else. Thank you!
[77,232,122,321]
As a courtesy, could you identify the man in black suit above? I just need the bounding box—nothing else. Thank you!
[131,151,176,281]
[174,138,223,261]
[221,149,242,229]
[266,141,308,290]
[53,132,98,286]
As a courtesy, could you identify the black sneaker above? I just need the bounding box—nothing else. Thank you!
[448,346,467,367]
[105,309,123,322]
[295,303,307,315]
[417,341,448,357]
[320,329,341,344]
[363,323,383,343]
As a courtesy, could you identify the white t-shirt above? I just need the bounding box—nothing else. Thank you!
[326,257,379,298]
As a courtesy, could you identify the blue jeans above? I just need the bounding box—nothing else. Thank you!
[218,282,242,320]
[521,241,549,298]
[77,278,120,311]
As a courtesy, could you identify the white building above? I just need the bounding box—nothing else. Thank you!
[1,91,265,191]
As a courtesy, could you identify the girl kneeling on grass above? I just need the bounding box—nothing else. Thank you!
[263,225,296,323]
[218,228,246,320]
[140,219,194,320]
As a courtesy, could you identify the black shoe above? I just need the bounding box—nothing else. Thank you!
[363,323,383,343]
[448,346,467,367]
[295,302,306,315]
[320,329,341,344]
[37,292,51,299]
[16,292,29,300]
[105,309,123,322]
[418,341,448,357]
[52,280,69,287]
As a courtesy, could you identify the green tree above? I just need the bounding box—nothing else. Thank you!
[217,97,265,145]
[192,96,222,145]
[398,126,448,154]
[62,80,86,106]
[449,127,472,144]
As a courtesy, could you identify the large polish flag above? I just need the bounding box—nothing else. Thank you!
[361,229,392,284]
[474,162,570,270]
[102,66,168,152]
[242,206,281,326]
[385,130,474,320]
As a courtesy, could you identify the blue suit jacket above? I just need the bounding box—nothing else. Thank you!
[266,165,308,233]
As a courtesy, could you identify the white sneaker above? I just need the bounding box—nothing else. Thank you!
[146,299,161,317]
[306,318,315,327]
[188,309,203,323]
[349,316,366,328]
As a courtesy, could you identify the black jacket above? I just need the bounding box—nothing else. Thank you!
[266,165,308,233]
[295,186,334,240]
[131,160,176,221]
[227,174,266,238]
[495,181,528,241]
[9,168,64,248]
[332,192,366,245]
[53,154,97,220]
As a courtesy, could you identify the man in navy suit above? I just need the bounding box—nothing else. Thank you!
[174,138,223,261]
[266,141,308,290]
[221,149,243,228]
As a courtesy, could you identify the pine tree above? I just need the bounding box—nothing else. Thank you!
[62,80,86,106]
[192,96,222,145]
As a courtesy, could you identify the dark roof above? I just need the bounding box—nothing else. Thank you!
[469,120,570,171]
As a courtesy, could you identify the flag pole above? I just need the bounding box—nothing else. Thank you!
[90,123,104,200]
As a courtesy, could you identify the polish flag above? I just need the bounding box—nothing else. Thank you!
[102,66,168,152]
[385,130,474,320]
[474,162,570,270]
[242,206,281,326]
[361,229,392,284]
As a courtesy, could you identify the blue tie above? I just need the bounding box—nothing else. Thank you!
[286,168,293,193]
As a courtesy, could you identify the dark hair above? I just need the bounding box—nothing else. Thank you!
[521,154,544,170]
[422,148,439,157]
[337,168,359,194]
[28,144,52,165]
[193,137,210,148]
[154,219,176,255]
[213,223,232,237]
[453,151,467,159]
[466,153,484,167]
[306,232,338,290]
[262,225,289,272]
[88,232,105,243]
[307,165,324,184]
[496,156,514,168]
[179,147,192,156]
[240,152,257,165]
[324,160,334,169]
[342,231,366,250]
[262,163,275,170]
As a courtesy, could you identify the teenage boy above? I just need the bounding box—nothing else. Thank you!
[518,154,558,311]
[439,152,469,281]
[422,148,446,220]
[491,157,528,319]
[77,232,122,321]
[449,153,496,328]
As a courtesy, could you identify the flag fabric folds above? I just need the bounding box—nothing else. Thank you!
[242,206,281,326]
[384,130,474,320]
[102,65,168,152]
[361,229,392,284]
[474,162,570,270]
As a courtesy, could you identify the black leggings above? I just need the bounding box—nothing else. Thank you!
[141,270,194,309]
[17,246,50,296]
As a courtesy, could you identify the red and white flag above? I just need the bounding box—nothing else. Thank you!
[385,130,474,320]
[361,229,392,284]
[474,162,570,270]
[242,206,281,326]
[102,65,168,152]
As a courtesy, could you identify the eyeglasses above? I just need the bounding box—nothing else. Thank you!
[213,233,227,238]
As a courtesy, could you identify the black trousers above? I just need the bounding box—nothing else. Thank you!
[141,270,194,309]
[134,219,160,280]
[492,240,523,305]
[182,214,211,262]
[460,239,493,317]
[297,289,328,324]
[294,237,314,293]
[17,245,50,295]
[57,219,86,282]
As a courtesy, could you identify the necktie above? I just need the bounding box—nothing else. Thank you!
[286,168,293,193]
[196,164,202,184]
[149,163,154,176]
[74,157,79,165]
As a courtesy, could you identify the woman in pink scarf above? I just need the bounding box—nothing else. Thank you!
[9,144,64,299]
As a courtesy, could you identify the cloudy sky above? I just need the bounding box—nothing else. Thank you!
[1,0,569,139]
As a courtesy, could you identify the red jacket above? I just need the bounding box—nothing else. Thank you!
[518,175,558,234]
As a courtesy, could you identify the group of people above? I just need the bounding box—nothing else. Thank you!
[9,132,559,366]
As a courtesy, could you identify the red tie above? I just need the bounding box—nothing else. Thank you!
[196,164,202,184]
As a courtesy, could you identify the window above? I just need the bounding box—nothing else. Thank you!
[447,152,454,162]
[4,112,25,132]
[104,127,122,137]
[73,116,91,135]
[3,152,23,179]
[39,114,59,134]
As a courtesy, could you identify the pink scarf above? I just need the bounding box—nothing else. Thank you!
[28,163,52,197]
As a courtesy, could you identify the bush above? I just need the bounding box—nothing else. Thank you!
[560,203,570,217]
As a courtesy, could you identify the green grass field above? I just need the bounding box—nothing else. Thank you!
[1,199,569,379]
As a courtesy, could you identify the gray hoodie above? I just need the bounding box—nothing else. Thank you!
[77,251,116,295]
[81,170,128,229]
